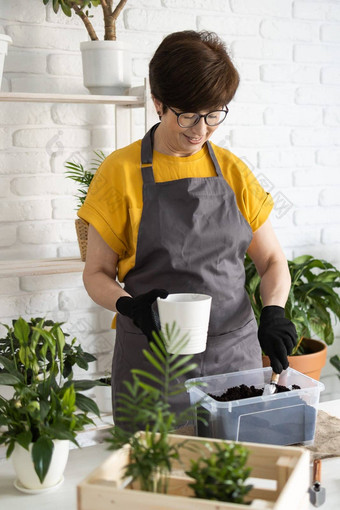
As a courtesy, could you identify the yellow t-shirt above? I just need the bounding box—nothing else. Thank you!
[78,140,273,282]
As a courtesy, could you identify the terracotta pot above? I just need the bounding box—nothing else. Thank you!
[262,338,327,381]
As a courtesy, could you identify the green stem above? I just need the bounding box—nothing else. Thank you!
[291,335,304,356]
[9,331,17,371]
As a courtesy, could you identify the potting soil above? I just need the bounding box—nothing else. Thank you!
[196,383,317,446]
[209,383,301,402]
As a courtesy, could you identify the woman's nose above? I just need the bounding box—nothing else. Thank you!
[190,117,206,135]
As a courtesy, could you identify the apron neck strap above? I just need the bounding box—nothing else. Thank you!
[140,123,223,183]
[141,123,159,184]
[206,140,223,177]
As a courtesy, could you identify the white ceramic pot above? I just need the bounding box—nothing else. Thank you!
[157,293,212,355]
[80,40,131,95]
[12,440,69,490]
[0,34,12,89]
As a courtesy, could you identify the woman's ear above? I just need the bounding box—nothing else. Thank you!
[152,96,163,119]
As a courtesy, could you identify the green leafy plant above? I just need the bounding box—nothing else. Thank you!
[245,254,340,354]
[43,1,128,41]
[106,324,202,494]
[185,441,253,504]
[0,317,96,381]
[65,150,106,209]
[0,317,103,483]
[330,355,340,379]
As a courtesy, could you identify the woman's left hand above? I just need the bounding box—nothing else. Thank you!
[257,305,297,374]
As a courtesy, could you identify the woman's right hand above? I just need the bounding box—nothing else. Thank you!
[116,289,168,343]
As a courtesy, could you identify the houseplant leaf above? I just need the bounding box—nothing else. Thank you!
[75,392,100,417]
[32,436,54,483]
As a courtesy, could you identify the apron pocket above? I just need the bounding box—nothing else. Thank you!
[203,318,261,375]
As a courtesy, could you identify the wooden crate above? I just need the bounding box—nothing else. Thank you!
[77,434,310,510]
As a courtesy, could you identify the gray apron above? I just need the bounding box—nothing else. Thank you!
[112,124,262,420]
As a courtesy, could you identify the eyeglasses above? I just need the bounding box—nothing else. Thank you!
[167,105,229,128]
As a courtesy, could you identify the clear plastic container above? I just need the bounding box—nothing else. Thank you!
[185,367,325,446]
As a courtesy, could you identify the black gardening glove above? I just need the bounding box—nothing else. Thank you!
[258,305,297,374]
[116,289,168,343]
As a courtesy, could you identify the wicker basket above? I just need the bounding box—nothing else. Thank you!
[75,218,89,262]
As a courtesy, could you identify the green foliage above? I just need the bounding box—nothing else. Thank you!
[0,317,103,483]
[65,151,106,209]
[330,355,340,379]
[185,442,253,504]
[0,317,96,381]
[245,254,340,353]
[106,324,201,493]
[42,1,128,41]
[43,1,102,18]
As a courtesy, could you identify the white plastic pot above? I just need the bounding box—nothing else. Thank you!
[0,34,12,89]
[80,40,131,95]
[12,440,69,490]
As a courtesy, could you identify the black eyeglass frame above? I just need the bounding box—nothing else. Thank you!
[166,105,229,128]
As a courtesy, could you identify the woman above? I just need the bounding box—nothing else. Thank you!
[78,31,297,421]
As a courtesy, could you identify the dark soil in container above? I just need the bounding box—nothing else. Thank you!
[209,383,301,402]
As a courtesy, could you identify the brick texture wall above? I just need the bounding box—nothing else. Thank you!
[0,0,339,398]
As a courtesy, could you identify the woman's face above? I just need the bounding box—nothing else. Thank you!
[153,99,222,157]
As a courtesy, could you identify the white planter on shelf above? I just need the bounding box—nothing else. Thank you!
[0,34,12,89]
[12,439,70,491]
[80,40,131,95]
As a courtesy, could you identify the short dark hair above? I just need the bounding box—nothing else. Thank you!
[149,30,240,113]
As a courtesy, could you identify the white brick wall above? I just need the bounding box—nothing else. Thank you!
[0,0,339,399]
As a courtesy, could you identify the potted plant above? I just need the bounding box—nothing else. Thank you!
[245,254,340,380]
[185,441,252,504]
[105,324,200,493]
[0,317,96,379]
[0,34,12,90]
[0,317,103,491]
[43,0,131,94]
[65,150,105,261]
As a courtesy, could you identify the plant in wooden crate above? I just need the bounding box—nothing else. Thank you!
[106,324,199,494]
[65,151,105,261]
[105,324,255,503]
[77,324,311,509]
[0,317,104,489]
[43,1,131,94]
[185,441,252,504]
[245,254,340,379]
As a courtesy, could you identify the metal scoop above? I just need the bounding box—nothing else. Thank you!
[262,371,280,396]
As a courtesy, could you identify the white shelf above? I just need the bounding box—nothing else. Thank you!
[0,91,144,106]
[0,81,155,277]
[0,257,85,277]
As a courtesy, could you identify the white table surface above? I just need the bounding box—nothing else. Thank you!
[0,400,339,510]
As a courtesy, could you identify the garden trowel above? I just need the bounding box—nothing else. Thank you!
[262,370,280,396]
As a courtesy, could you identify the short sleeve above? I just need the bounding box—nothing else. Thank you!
[242,176,274,232]
[77,157,128,257]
